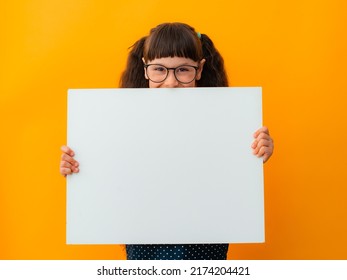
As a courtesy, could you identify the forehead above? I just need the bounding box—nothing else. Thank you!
[147,56,198,67]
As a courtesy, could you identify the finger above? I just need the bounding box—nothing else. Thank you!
[252,139,271,154]
[254,134,273,154]
[60,165,80,175]
[252,138,270,148]
[257,146,273,163]
[60,161,72,168]
[252,138,271,152]
[60,161,79,172]
[71,167,79,173]
[251,139,258,149]
[253,126,269,138]
[60,167,72,176]
[255,146,269,161]
[61,153,79,166]
[60,158,79,169]
[61,145,75,157]
[255,132,271,142]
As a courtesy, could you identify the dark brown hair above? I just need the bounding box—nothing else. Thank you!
[120,22,228,88]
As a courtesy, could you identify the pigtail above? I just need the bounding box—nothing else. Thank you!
[197,34,229,87]
[120,36,149,88]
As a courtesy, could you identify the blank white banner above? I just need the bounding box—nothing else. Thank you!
[2,261,347,280]
[66,87,263,244]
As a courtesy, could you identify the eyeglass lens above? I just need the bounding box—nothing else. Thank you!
[146,65,197,83]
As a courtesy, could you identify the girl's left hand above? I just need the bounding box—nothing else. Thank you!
[251,126,274,163]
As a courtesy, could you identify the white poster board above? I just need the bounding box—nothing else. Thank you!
[66,87,264,244]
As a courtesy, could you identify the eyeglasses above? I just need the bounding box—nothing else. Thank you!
[144,64,199,84]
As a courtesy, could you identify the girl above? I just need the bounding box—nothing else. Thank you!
[60,22,274,260]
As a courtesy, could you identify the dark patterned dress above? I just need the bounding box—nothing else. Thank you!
[126,244,229,260]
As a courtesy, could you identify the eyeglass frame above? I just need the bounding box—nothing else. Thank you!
[143,63,200,84]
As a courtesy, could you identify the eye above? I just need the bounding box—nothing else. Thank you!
[152,66,166,72]
[176,67,190,72]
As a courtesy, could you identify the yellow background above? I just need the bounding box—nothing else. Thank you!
[1,0,346,259]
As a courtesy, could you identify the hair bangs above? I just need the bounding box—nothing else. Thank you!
[144,23,202,62]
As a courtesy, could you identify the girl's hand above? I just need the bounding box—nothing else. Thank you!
[251,126,274,163]
[60,145,79,177]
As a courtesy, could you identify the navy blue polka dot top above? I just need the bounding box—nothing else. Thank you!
[126,244,229,260]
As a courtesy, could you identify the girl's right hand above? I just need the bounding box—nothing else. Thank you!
[60,145,79,177]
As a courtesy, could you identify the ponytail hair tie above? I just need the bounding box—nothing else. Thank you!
[197,32,201,39]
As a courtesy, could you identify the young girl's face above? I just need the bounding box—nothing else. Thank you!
[144,56,205,88]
